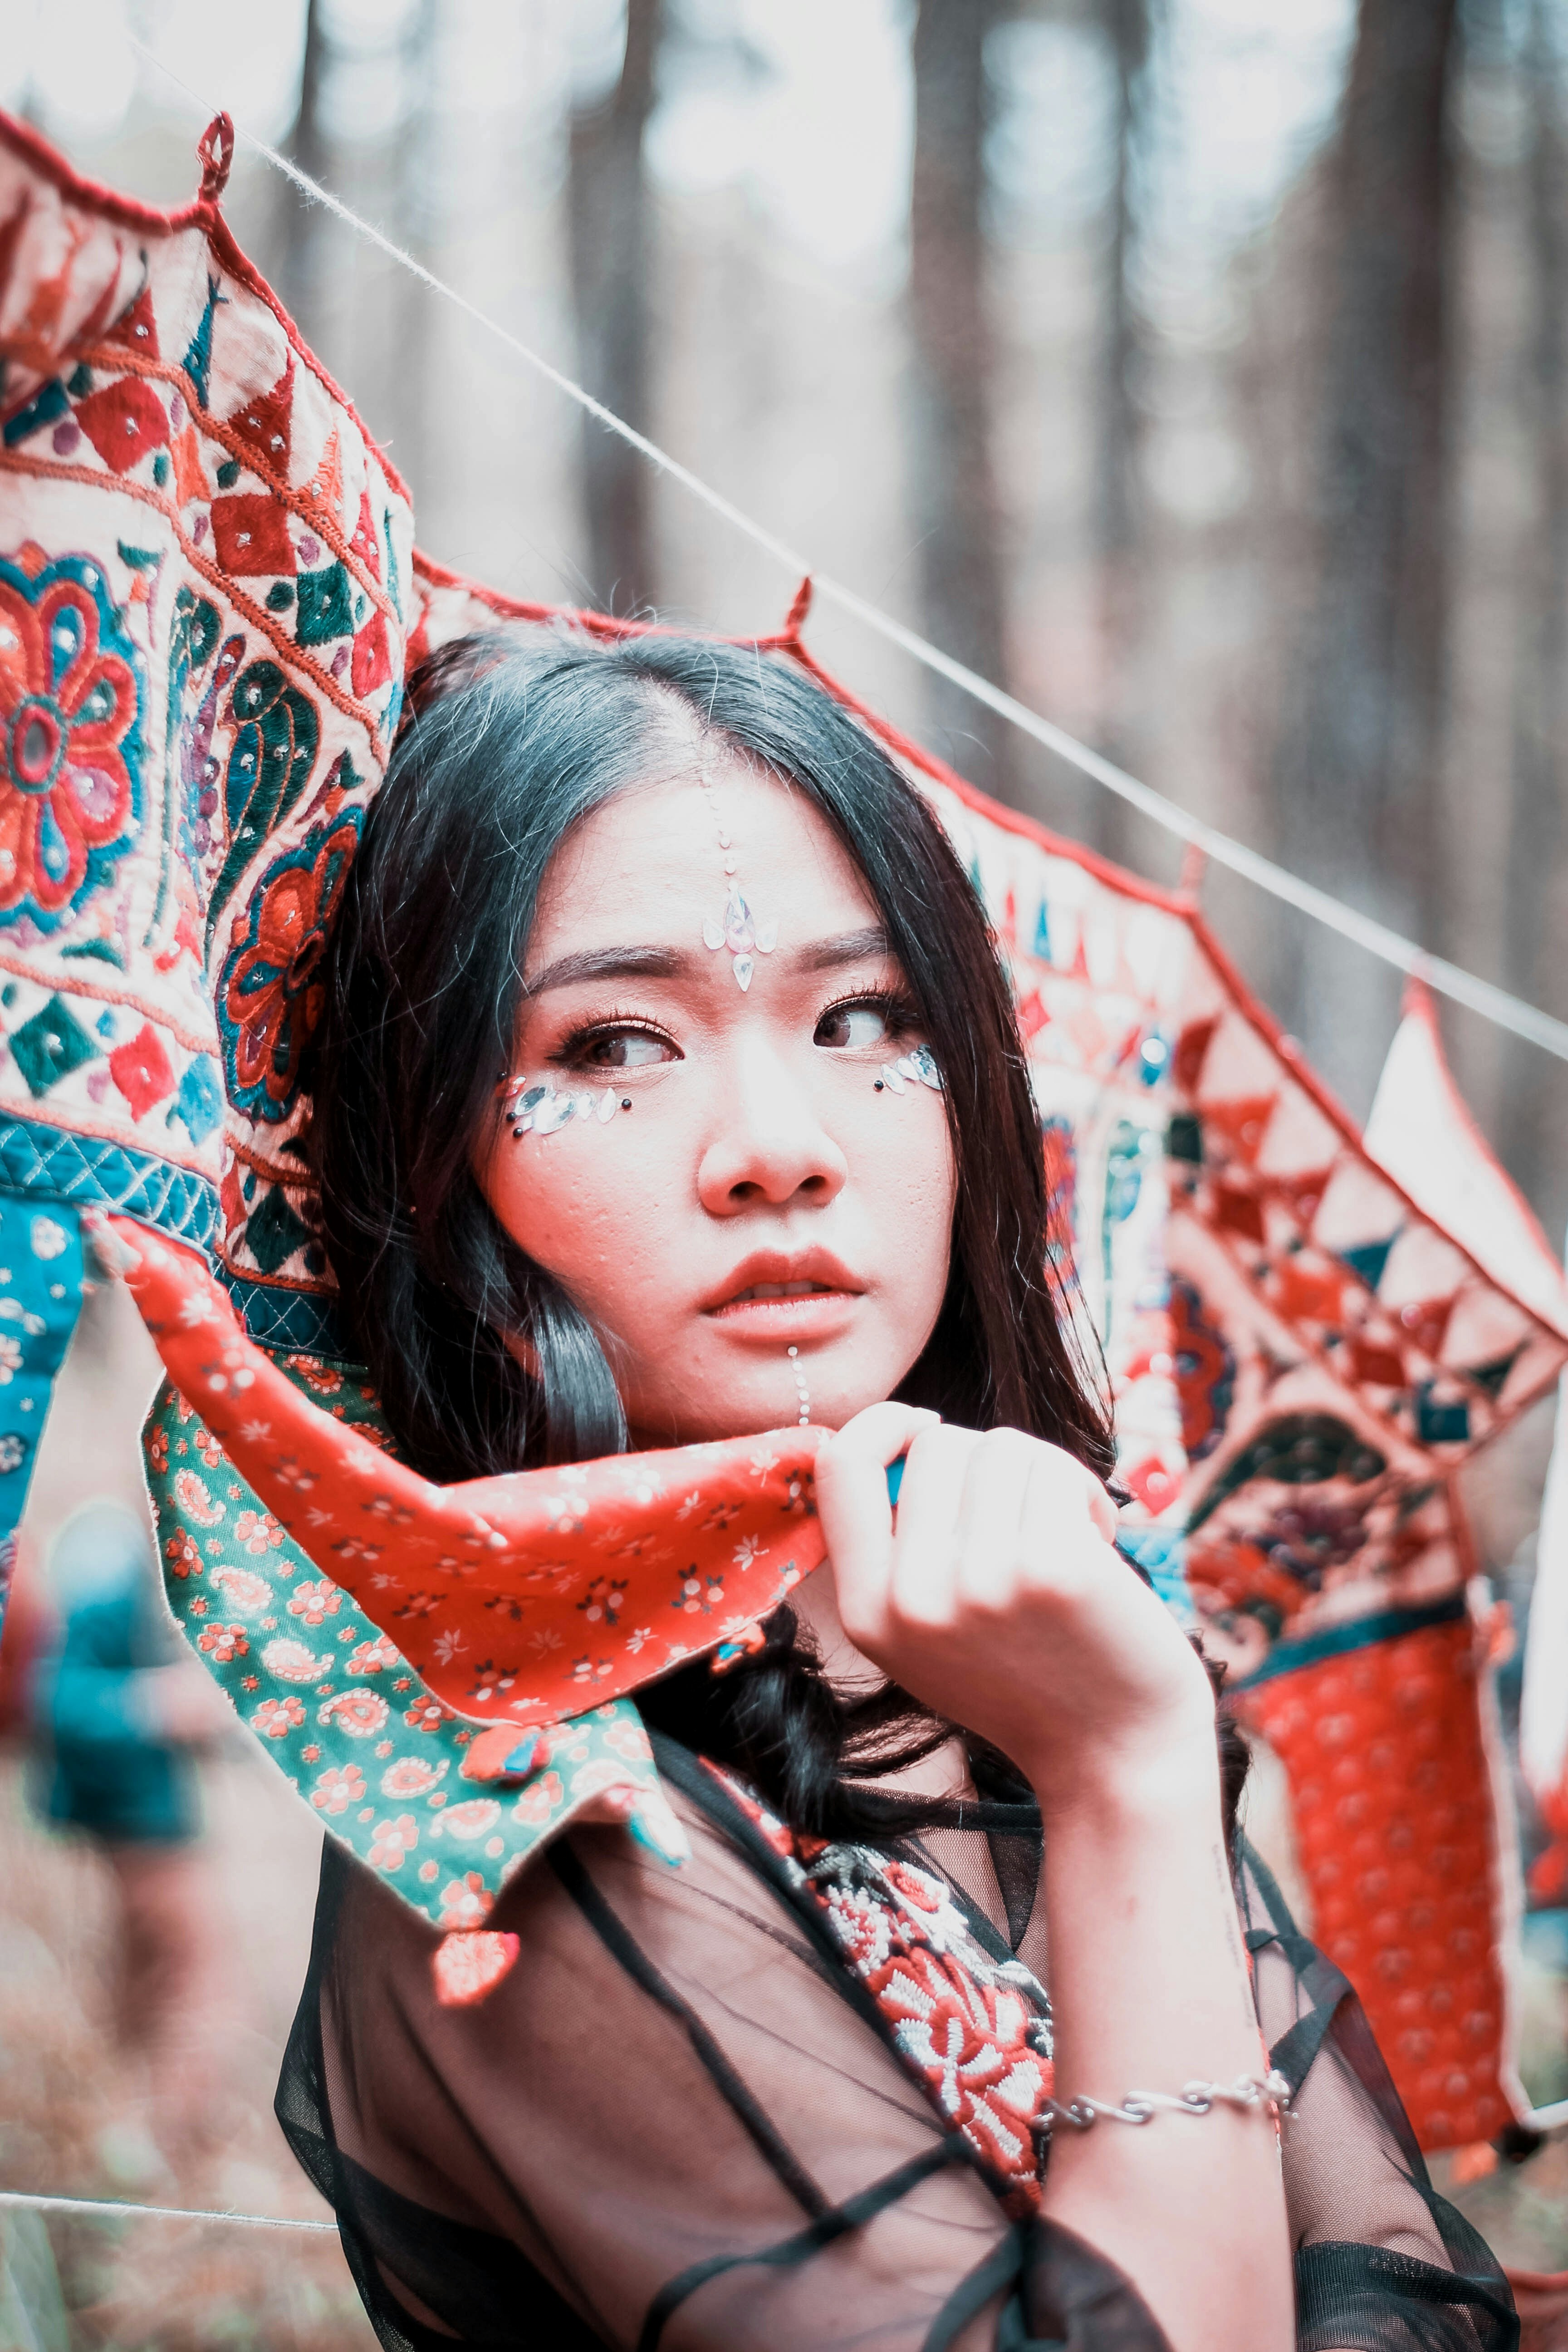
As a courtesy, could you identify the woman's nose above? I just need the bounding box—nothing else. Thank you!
[696,1046,849,1215]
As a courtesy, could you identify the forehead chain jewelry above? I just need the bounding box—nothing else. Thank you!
[699,766,776,990]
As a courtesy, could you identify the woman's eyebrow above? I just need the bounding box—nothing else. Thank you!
[794,926,892,972]
[524,927,892,995]
[523,944,685,996]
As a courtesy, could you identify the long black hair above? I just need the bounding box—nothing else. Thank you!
[309,627,1243,1846]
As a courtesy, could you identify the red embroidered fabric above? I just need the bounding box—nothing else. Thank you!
[708,1769,1054,2210]
[105,1217,824,1736]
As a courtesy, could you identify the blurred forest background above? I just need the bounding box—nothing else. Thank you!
[6,0,1568,2344]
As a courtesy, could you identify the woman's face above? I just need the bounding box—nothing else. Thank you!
[476,761,957,1447]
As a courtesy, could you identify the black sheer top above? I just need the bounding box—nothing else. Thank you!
[277,1737,1517,2351]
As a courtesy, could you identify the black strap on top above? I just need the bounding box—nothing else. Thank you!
[1235,1836,1384,2120]
[633,2144,961,2352]
[548,1835,832,2220]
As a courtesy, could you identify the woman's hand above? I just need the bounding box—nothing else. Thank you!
[814,1403,1216,1819]
[820,1405,1294,2352]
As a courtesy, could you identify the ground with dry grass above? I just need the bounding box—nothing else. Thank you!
[0,1741,376,2352]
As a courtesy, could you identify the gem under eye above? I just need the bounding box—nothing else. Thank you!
[816,1003,889,1050]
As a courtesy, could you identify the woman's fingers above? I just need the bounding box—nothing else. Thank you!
[886,1422,978,1622]
[814,1404,938,1645]
[1016,1445,1122,1593]
[946,1428,1036,1611]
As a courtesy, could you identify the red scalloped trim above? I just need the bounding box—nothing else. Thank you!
[0,108,413,507]
[0,108,220,238]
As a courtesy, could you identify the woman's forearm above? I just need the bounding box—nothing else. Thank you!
[1029,1738,1294,2352]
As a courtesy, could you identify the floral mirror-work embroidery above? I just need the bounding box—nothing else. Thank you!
[0,555,144,931]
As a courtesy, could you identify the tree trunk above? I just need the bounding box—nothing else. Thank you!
[909,0,1013,799]
[567,0,663,615]
[278,0,331,346]
[386,0,440,505]
[1093,0,1153,855]
[1272,0,1458,1102]
[1500,0,1568,1217]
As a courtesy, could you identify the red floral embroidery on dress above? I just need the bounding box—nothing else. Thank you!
[713,1770,1054,2209]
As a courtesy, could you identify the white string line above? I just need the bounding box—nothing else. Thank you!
[124,39,1568,1068]
[0,2187,337,2231]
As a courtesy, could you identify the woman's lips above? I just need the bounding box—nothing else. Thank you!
[704,1282,861,1343]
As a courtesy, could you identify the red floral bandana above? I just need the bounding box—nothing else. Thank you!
[106,1212,824,1754]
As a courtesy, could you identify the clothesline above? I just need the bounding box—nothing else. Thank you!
[120,38,1568,1069]
[0,2187,336,2232]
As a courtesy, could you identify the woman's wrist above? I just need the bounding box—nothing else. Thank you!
[1022,1724,1223,1836]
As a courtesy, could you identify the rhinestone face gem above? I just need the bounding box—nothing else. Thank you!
[533,1091,576,1135]
[897,1046,943,1091]
[501,1076,632,1142]
[880,1062,907,1094]
[724,889,756,954]
[698,774,778,986]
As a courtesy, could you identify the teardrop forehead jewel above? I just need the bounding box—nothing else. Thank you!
[505,760,783,1140]
[698,765,776,990]
[693,758,940,1094]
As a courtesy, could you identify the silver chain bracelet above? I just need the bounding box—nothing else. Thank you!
[1041,2068,1294,2132]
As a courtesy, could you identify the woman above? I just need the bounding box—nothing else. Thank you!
[279,629,1514,2352]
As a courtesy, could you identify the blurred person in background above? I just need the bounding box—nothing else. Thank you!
[27,1503,230,2145]
[7,1284,235,2178]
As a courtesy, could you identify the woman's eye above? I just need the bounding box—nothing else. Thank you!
[815,1000,894,1051]
[577,1028,675,1069]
